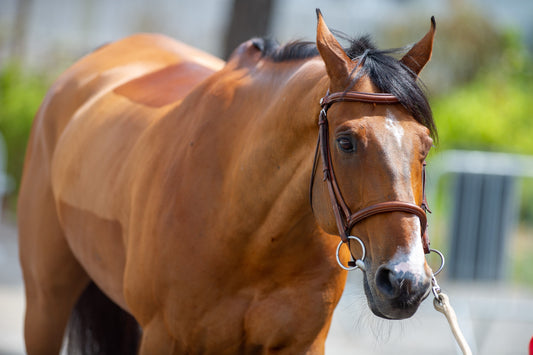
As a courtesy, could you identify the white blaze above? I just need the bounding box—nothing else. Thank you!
[385,110,404,148]
[393,219,426,278]
[383,109,422,272]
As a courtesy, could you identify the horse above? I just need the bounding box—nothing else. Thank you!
[18,9,436,354]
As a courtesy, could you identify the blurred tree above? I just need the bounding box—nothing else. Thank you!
[223,0,275,59]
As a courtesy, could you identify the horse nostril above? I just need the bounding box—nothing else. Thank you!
[375,265,399,298]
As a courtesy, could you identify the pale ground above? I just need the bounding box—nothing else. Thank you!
[1,221,532,355]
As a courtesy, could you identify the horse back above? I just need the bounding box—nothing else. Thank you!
[26,33,223,160]
[27,33,224,211]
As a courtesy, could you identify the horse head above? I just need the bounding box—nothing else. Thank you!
[311,10,436,320]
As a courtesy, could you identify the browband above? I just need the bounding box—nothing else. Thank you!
[320,91,400,106]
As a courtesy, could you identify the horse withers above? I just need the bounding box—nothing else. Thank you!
[18,10,436,354]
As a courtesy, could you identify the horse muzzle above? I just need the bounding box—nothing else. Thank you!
[363,257,432,319]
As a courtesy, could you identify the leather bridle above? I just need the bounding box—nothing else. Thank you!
[310,90,431,259]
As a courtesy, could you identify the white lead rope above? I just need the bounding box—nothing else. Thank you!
[430,269,473,355]
[433,292,473,355]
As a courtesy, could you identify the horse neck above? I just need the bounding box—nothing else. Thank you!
[218,59,331,254]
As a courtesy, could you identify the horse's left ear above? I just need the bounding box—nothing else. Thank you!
[400,17,436,76]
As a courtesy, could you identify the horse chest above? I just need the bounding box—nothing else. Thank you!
[159,285,332,354]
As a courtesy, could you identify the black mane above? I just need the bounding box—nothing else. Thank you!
[252,36,437,139]
[252,38,318,62]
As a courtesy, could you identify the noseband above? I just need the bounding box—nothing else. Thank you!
[310,90,431,263]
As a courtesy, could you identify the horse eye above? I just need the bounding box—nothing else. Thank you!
[336,137,356,153]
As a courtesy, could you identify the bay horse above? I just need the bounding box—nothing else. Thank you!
[18,10,437,354]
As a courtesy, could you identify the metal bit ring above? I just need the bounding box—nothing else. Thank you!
[336,236,366,271]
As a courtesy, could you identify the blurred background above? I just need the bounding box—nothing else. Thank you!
[0,0,532,354]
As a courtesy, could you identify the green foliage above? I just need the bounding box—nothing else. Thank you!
[431,30,533,154]
[0,64,50,200]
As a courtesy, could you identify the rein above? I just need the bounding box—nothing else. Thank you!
[310,90,431,266]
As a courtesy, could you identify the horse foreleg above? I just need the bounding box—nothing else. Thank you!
[19,181,89,355]
[23,274,88,355]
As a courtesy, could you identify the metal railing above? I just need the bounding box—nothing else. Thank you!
[429,150,533,280]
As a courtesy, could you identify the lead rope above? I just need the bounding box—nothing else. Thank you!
[430,250,473,355]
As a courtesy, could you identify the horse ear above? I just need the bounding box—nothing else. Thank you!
[400,17,436,76]
[316,9,351,89]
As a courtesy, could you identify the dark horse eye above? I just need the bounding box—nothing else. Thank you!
[336,137,356,153]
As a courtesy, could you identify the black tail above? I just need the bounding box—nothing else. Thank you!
[67,282,141,354]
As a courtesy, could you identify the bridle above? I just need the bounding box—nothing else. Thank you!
[310,90,431,268]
